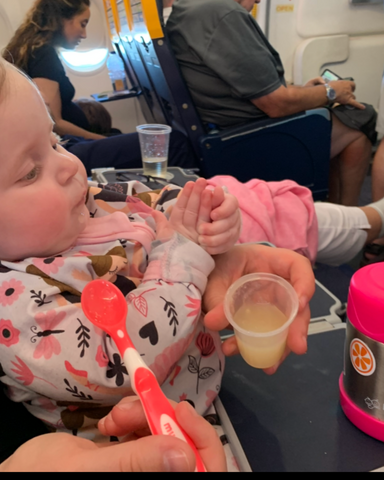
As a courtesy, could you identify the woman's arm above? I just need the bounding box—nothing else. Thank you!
[33,78,106,140]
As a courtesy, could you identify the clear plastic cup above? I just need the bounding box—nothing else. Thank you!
[224,273,299,369]
[136,124,172,179]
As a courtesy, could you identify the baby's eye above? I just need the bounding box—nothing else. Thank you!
[52,143,58,151]
[22,167,40,182]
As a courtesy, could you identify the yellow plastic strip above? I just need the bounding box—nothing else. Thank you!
[141,0,164,39]
[110,0,121,34]
[123,0,134,32]
[102,0,113,41]
[251,4,258,19]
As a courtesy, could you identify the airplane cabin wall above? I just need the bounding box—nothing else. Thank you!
[264,0,384,109]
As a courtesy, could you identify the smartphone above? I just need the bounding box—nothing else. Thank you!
[321,69,354,82]
[321,69,342,82]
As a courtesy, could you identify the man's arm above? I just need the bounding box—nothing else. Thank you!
[253,80,365,118]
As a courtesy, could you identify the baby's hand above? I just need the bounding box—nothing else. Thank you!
[197,186,241,255]
[152,178,211,244]
[168,178,211,243]
[152,179,241,255]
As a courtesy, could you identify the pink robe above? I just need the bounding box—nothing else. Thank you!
[208,176,319,264]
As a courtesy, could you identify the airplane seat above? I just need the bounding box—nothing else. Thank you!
[102,0,165,124]
[134,0,332,200]
[108,0,178,125]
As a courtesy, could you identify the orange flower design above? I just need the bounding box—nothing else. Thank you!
[350,339,376,376]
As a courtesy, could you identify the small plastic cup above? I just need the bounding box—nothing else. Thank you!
[136,124,172,179]
[224,273,299,369]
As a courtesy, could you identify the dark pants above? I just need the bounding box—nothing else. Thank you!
[63,130,200,177]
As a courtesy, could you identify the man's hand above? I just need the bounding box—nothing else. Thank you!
[330,80,366,109]
[304,76,326,87]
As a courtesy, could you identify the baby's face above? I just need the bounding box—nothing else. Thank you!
[0,67,89,261]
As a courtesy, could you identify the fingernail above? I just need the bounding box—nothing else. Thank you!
[116,401,135,412]
[181,401,199,417]
[163,449,191,472]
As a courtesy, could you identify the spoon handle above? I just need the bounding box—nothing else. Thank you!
[124,349,207,472]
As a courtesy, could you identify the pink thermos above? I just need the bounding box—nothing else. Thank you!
[340,263,384,441]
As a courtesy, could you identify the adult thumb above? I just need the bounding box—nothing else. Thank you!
[84,436,196,472]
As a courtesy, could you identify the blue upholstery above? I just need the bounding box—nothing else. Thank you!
[119,0,332,200]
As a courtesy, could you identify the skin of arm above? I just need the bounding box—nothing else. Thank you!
[33,78,106,140]
[253,79,365,118]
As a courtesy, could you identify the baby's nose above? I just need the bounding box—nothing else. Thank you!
[57,156,79,184]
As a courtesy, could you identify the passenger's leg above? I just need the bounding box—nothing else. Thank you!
[371,138,384,202]
[328,114,371,206]
[65,130,199,176]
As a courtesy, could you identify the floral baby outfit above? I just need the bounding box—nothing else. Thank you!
[0,180,224,440]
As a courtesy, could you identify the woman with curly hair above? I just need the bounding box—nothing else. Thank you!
[2,0,198,174]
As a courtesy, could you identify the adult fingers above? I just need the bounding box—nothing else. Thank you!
[211,186,225,211]
[99,397,171,437]
[197,188,213,228]
[199,228,239,255]
[175,402,227,472]
[210,193,239,223]
[348,99,366,110]
[286,302,311,355]
[78,435,197,472]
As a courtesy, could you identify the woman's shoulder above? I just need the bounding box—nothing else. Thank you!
[30,44,59,62]
[28,44,64,80]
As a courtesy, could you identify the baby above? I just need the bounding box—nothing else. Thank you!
[0,59,241,439]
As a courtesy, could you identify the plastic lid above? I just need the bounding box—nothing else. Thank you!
[347,263,384,342]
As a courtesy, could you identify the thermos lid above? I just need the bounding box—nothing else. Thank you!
[347,263,384,343]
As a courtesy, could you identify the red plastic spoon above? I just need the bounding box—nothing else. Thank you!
[81,279,206,472]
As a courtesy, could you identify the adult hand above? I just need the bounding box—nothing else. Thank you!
[304,76,326,87]
[1,397,226,472]
[203,244,315,375]
[99,397,227,472]
[330,80,366,109]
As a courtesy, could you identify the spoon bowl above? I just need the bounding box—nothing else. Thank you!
[81,279,131,344]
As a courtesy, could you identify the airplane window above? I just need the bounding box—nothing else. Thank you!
[60,48,109,72]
